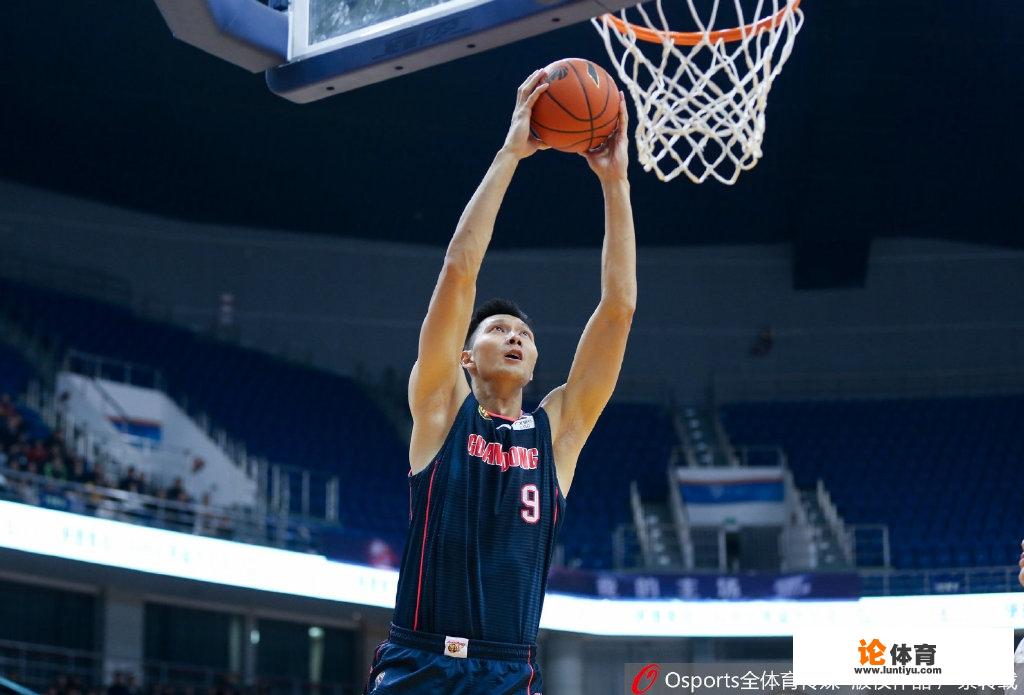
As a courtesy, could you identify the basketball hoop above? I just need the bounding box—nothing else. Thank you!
[593,0,804,184]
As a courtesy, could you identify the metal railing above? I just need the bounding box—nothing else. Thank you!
[612,522,644,570]
[847,524,891,568]
[629,481,652,566]
[592,531,1021,597]
[734,445,787,468]
[59,353,339,524]
[667,466,695,569]
[859,565,1021,596]
[64,350,163,390]
[0,639,99,694]
[0,468,334,552]
[816,479,854,565]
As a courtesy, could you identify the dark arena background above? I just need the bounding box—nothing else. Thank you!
[1,1,1022,694]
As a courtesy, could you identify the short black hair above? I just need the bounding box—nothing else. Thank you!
[464,298,531,348]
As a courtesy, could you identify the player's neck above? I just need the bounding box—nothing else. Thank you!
[472,381,524,420]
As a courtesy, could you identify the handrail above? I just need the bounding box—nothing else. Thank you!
[82,373,134,429]
[64,349,162,390]
[666,465,694,569]
[629,481,652,566]
[0,467,336,550]
[816,479,854,565]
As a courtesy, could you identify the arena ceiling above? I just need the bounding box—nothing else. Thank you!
[3,2,1021,286]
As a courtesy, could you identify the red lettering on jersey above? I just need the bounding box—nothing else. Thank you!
[511,446,527,470]
[464,436,541,473]
[467,433,487,458]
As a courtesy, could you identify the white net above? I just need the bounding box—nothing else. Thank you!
[593,0,804,184]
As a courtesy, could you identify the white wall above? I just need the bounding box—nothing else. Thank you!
[57,373,256,506]
[2,181,1023,402]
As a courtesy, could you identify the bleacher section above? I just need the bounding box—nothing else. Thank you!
[559,403,677,569]
[720,397,1024,570]
[0,280,682,569]
[0,279,408,538]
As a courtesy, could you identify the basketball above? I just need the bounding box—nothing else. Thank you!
[530,58,621,154]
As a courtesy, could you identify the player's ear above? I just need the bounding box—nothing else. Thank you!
[460,349,475,374]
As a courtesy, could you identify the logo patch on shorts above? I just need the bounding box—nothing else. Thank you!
[444,635,468,658]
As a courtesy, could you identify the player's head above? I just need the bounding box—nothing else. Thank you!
[462,298,537,388]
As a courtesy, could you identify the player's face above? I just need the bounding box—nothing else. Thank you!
[464,314,538,385]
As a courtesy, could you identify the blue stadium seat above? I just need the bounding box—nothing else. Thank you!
[721,396,1024,571]
[0,280,681,569]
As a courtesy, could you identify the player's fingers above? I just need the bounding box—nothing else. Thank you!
[524,81,550,108]
[618,93,629,132]
[518,70,546,103]
[517,70,539,100]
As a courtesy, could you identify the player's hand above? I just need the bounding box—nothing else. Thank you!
[581,94,630,184]
[501,70,550,160]
[1018,538,1024,589]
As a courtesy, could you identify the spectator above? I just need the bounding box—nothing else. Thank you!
[43,453,69,481]
[118,466,138,492]
[106,672,129,695]
[70,455,94,485]
[92,462,110,488]
[5,442,27,471]
[167,476,187,503]
[27,438,48,465]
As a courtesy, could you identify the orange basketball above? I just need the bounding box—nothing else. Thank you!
[530,58,621,154]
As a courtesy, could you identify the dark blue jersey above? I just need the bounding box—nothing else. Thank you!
[393,392,566,645]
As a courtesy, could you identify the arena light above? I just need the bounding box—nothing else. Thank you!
[0,502,1021,637]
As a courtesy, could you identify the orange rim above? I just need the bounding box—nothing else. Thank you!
[601,0,801,46]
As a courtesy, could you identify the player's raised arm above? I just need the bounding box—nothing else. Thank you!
[408,70,550,471]
[540,97,636,492]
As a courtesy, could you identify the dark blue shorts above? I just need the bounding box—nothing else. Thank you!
[364,624,544,695]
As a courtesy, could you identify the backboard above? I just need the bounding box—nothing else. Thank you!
[153,0,636,103]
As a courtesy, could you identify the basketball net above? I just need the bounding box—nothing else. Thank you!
[593,0,803,184]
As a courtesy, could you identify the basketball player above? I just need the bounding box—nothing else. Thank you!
[364,69,635,694]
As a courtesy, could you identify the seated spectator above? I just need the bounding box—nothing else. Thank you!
[92,461,110,488]
[167,476,188,504]
[4,441,27,471]
[43,453,69,481]
[69,455,94,485]
[117,466,149,496]
[26,438,48,465]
